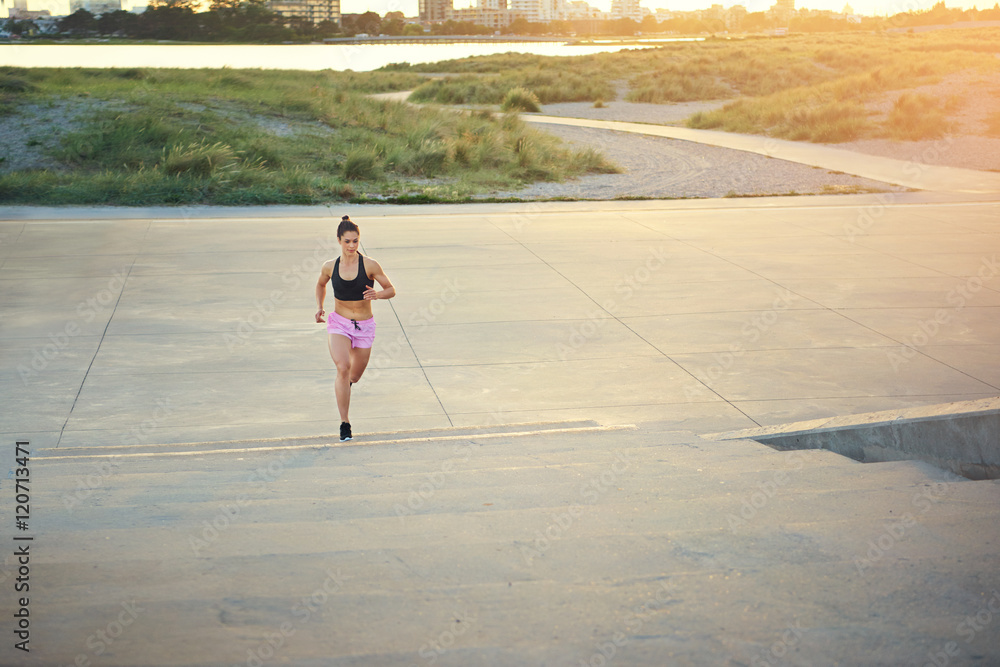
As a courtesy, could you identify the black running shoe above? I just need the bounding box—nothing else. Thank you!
[340,422,352,442]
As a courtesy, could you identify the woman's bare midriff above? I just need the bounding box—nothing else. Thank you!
[334,298,373,321]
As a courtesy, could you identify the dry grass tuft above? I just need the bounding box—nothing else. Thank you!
[886,92,949,141]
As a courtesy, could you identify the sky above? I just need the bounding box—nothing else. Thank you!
[15,0,990,21]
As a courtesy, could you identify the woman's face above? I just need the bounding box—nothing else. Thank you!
[339,231,359,254]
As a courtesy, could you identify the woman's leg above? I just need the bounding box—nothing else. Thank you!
[349,346,373,384]
[328,333,353,423]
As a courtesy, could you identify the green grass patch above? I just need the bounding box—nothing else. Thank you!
[0,66,621,205]
[408,67,616,106]
[409,75,498,105]
[627,68,732,103]
[685,34,994,143]
[341,147,382,181]
[886,92,950,140]
[395,29,999,144]
[0,75,35,93]
[688,92,871,143]
[572,147,622,174]
[500,87,541,113]
[6,29,997,204]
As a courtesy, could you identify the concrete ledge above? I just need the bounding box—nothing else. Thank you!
[705,397,1000,480]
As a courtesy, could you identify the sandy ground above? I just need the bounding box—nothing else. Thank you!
[500,96,905,200]
[0,99,108,174]
[826,68,1000,172]
[488,123,905,200]
[506,68,1000,199]
[537,98,729,126]
[531,68,1000,175]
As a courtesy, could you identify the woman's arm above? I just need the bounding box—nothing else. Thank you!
[315,260,334,322]
[364,258,395,301]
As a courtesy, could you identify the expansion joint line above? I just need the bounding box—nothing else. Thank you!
[0,224,28,272]
[483,216,752,422]
[613,213,792,425]
[56,229,148,447]
[361,240,453,427]
[622,212,1000,397]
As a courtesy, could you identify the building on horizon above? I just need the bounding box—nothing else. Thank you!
[419,0,451,22]
[505,0,610,24]
[17,0,68,17]
[610,0,641,22]
[69,0,120,14]
[418,0,654,28]
[450,0,505,28]
[474,0,509,29]
[2,0,27,18]
[725,3,747,30]
[508,0,543,22]
[769,0,794,24]
[565,0,602,20]
[269,0,340,24]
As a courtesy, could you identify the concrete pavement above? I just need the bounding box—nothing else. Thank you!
[10,420,1000,666]
[2,194,1000,666]
[2,194,999,448]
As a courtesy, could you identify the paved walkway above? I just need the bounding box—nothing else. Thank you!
[2,194,998,448]
[372,92,1000,194]
[524,116,1000,194]
[3,196,999,667]
[16,421,1000,666]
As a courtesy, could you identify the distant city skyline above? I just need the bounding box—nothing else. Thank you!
[10,0,990,20]
[345,0,986,15]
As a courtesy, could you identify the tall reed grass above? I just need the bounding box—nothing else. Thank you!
[0,66,620,205]
[392,29,999,143]
[685,31,996,142]
[500,87,541,112]
[409,67,616,106]
[887,92,951,140]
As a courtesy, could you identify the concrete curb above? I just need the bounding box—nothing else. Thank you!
[706,397,1000,480]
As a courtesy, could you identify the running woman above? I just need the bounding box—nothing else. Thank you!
[316,216,395,441]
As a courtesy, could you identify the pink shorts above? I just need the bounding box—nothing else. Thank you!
[327,312,376,348]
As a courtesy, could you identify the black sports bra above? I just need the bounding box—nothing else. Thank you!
[332,255,369,301]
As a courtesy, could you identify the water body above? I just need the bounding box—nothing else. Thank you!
[0,39,699,71]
